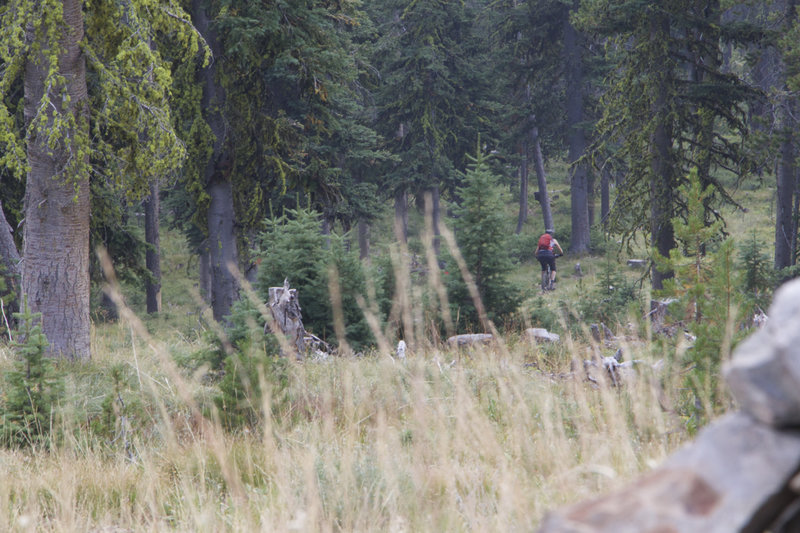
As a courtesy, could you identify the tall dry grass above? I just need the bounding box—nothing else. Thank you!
[0,225,704,532]
[0,312,693,532]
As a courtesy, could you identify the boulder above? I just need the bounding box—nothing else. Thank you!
[446,334,493,347]
[526,328,560,343]
[537,413,800,533]
[725,278,800,427]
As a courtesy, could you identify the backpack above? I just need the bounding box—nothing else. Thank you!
[537,233,552,251]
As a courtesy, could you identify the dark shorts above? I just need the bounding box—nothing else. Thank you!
[536,250,556,272]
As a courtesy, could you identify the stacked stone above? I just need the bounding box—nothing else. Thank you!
[537,279,800,533]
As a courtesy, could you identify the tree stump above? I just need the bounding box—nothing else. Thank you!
[266,280,307,359]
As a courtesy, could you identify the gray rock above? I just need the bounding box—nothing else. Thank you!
[724,278,800,427]
[446,334,493,347]
[537,413,800,533]
[526,328,560,343]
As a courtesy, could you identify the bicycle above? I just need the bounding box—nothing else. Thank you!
[540,252,563,292]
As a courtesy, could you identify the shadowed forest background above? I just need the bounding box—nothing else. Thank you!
[0,0,798,530]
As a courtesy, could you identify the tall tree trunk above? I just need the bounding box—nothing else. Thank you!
[144,179,161,313]
[193,0,239,322]
[516,142,529,235]
[775,102,795,270]
[0,201,21,318]
[394,188,408,243]
[207,178,239,322]
[601,165,610,230]
[428,185,441,255]
[649,16,675,291]
[775,0,798,271]
[564,8,590,254]
[531,122,554,232]
[22,0,91,359]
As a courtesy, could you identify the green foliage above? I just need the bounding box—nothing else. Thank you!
[654,168,723,320]
[1,301,63,448]
[737,231,772,312]
[576,253,641,327]
[255,208,374,350]
[214,353,289,430]
[447,146,519,330]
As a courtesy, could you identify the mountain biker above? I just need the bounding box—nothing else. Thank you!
[535,229,563,288]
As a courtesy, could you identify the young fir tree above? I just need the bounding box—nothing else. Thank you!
[1,301,62,448]
[255,208,373,351]
[447,145,519,331]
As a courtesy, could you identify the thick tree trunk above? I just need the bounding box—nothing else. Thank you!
[394,188,408,243]
[649,16,675,291]
[531,123,554,232]
[22,0,91,359]
[144,179,161,313]
[775,0,798,271]
[207,178,239,322]
[194,0,239,322]
[775,108,795,270]
[564,10,590,254]
[516,143,529,235]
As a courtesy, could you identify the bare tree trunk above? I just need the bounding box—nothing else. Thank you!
[516,143,529,235]
[208,178,239,322]
[564,9,590,254]
[144,179,161,313]
[601,165,610,230]
[649,15,675,291]
[394,188,408,243]
[775,0,798,272]
[194,0,239,322]
[0,201,20,318]
[22,0,91,359]
[428,185,441,255]
[531,123,554,232]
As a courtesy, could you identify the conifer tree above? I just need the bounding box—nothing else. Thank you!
[447,145,519,330]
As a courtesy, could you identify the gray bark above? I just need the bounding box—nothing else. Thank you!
[601,165,610,230]
[198,244,212,303]
[428,185,441,255]
[0,201,20,317]
[22,0,91,359]
[775,0,798,271]
[649,15,675,291]
[144,179,161,313]
[564,11,590,254]
[394,188,408,243]
[193,0,240,322]
[531,123,554,232]
[516,143,529,235]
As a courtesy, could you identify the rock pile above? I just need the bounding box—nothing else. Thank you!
[537,278,800,533]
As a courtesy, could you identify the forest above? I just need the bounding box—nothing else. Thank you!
[0,0,798,530]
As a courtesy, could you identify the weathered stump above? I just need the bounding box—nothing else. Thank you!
[267,280,307,359]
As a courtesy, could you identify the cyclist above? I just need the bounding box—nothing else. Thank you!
[535,229,563,289]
